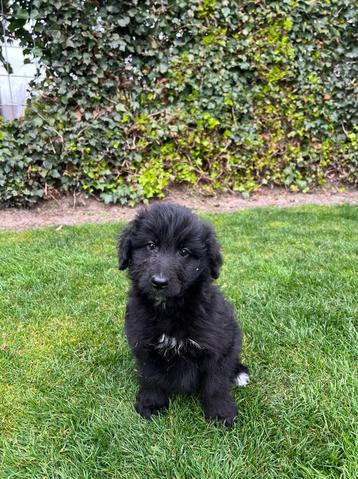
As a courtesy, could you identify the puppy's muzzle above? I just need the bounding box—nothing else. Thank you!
[151,275,168,290]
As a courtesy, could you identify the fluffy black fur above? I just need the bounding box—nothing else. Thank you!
[118,202,248,426]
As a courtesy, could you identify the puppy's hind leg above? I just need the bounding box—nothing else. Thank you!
[233,361,250,387]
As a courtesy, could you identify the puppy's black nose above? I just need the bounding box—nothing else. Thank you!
[151,275,168,289]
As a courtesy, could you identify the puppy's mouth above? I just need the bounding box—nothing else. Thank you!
[149,286,182,305]
[152,294,167,307]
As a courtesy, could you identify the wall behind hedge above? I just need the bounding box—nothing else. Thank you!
[0,0,357,206]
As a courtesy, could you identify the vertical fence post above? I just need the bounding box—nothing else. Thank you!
[0,0,16,119]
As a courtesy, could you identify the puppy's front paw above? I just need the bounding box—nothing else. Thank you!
[135,396,169,420]
[204,399,238,427]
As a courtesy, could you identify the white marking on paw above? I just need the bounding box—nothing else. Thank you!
[235,372,250,387]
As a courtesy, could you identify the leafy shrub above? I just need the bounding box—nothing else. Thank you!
[0,0,357,206]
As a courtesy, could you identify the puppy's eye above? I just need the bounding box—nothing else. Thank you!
[179,248,190,257]
[147,242,157,251]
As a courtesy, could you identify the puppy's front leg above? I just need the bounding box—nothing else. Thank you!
[200,360,237,427]
[135,379,169,420]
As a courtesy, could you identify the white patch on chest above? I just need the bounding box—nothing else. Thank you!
[155,334,202,355]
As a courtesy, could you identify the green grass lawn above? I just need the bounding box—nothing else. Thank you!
[0,205,357,479]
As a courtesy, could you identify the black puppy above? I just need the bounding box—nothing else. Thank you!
[118,203,249,426]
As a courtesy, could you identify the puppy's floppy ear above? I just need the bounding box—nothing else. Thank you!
[203,222,223,279]
[118,223,133,270]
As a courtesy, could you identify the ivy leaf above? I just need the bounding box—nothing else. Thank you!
[14,8,29,19]
[118,17,130,27]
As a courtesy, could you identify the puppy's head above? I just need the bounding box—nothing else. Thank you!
[118,203,222,302]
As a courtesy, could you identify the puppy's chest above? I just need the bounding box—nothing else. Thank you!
[153,333,202,357]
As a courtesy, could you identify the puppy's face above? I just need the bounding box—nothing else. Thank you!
[118,203,222,302]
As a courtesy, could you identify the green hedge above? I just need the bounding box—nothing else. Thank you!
[0,0,357,206]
